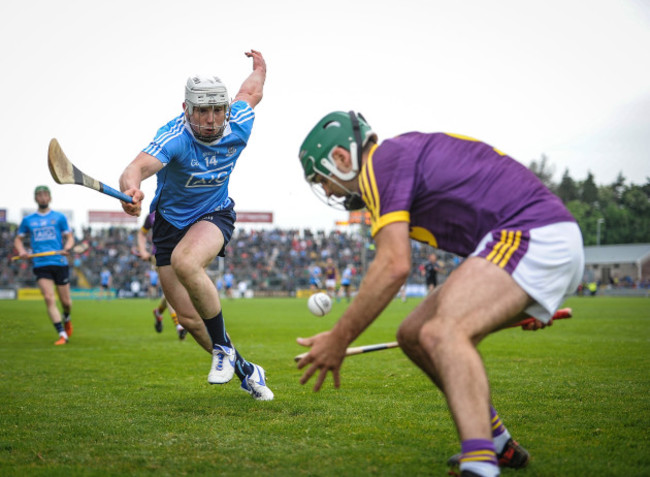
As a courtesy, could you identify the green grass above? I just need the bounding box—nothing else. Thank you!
[0,296,649,476]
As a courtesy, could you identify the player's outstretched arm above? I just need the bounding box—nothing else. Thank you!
[119,152,163,217]
[297,222,412,391]
[234,49,266,109]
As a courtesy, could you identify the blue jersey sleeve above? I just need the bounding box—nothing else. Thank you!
[143,114,187,165]
[228,101,255,145]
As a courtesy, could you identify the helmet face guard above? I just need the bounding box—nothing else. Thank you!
[184,75,231,142]
[299,111,374,210]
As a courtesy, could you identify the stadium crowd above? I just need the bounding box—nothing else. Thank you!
[1,222,456,295]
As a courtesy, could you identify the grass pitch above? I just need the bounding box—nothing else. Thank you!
[0,296,648,476]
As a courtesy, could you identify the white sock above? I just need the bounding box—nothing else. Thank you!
[460,461,500,477]
[493,429,512,454]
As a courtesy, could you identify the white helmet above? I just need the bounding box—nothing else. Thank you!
[184,75,231,142]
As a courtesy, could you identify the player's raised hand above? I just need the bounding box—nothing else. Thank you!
[245,49,266,72]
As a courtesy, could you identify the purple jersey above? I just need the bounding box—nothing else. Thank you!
[141,212,156,254]
[359,132,575,259]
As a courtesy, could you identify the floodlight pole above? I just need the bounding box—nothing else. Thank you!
[596,218,605,246]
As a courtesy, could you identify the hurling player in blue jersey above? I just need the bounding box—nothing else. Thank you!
[14,186,75,345]
[119,50,272,400]
[296,112,584,476]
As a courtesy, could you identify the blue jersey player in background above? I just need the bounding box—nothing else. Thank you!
[119,50,272,400]
[14,185,75,345]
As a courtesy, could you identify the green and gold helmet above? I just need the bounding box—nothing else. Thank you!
[34,185,50,195]
[299,111,374,184]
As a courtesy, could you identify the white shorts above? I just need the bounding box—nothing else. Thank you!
[325,278,337,289]
[470,222,584,322]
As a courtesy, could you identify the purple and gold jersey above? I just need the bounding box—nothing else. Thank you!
[141,212,156,254]
[324,265,337,280]
[142,212,155,234]
[359,132,575,260]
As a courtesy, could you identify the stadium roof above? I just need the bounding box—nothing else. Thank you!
[584,243,650,265]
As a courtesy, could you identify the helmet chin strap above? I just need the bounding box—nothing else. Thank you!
[343,193,365,211]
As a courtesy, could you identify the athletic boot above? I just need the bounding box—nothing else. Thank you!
[177,325,187,341]
[64,320,73,337]
[448,438,530,470]
[153,309,163,333]
[240,363,274,401]
[207,344,235,384]
[496,439,530,468]
[54,336,68,346]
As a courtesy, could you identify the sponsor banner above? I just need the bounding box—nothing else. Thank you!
[69,288,146,299]
[116,289,148,299]
[17,288,43,300]
[403,284,427,297]
[250,290,290,298]
[236,211,273,223]
[88,210,138,224]
[296,289,315,299]
[0,288,16,300]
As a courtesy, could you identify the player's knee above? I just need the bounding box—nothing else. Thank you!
[170,251,199,281]
[418,320,456,356]
[396,319,420,350]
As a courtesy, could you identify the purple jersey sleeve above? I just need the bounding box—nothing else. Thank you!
[359,132,575,257]
[141,212,155,234]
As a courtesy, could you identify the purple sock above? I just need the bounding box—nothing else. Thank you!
[490,406,506,438]
[460,438,498,466]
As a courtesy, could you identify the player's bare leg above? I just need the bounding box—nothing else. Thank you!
[159,266,211,352]
[398,257,531,474]
[38,278,62,324]
[38,278,68,344]
[170,221,224,318]
[56,282,73,337]
[166,220,273,398]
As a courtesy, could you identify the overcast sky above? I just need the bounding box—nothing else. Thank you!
[1,0,649,232]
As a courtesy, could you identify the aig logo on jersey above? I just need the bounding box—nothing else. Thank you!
[186,162,235,188]
[34,226,57,242]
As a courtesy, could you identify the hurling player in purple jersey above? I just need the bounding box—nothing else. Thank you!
[119,50,273,401]
[137,211,187,340]
[296,111,584,476]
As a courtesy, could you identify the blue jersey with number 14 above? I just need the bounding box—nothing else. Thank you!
[143,101,254,229]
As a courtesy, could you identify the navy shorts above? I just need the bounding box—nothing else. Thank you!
[34,265,70,286]
[152,203,236,267]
